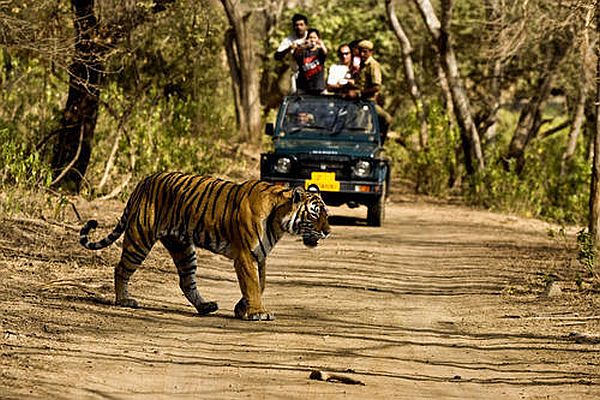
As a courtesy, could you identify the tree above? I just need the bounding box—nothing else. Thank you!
[412,0,484,175]
[503,36,572,174]
[477,0,503,144]
[221,0,262,142]
[561,5,596,177]
[50,0,101,193]
[220,0,299,142]
[258,0,288,112]
[589,0,600,243]
[385,0,428,150]
[49,0,181,193]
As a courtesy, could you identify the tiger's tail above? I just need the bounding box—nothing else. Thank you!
[80,210,128,250]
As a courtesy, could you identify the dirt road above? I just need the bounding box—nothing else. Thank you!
[1,194,599,399]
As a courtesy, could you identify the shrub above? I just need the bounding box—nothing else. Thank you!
[0,125,52,188]
[391,101,458,196]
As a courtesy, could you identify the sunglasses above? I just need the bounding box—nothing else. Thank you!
[340,52,351,55]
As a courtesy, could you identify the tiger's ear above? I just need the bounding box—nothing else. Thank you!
[292,186,305,203]
[306,184,321,196]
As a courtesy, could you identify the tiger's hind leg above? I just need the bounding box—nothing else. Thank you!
[115,233,154,308]
[115,261,141,308]
[161,237,218,316]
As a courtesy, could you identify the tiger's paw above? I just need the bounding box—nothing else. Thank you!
[195,301,219,316]
[116,298,139,309]
[234,298,248,319]
[246,311,275,321]
[234,298,274,321]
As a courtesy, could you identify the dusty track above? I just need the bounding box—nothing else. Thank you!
[1,194,599,399]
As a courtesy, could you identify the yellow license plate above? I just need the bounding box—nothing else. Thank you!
[305,172,340,192]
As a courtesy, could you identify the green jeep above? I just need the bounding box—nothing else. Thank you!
[261,95,390,226]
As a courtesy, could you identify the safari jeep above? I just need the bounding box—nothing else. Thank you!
[260,95,390,226]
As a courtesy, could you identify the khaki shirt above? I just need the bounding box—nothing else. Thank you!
[357,56,382,99]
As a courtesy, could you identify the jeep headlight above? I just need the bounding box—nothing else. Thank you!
[353,160,371,178]
[274,157,292,174]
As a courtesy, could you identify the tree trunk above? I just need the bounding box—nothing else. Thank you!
[503,80,550,174]
[413,0,484,174]
[50,0,101,193]
[589,1,600,243]
[49,0,177,193]
[503,37,571,174]
[259,0,287,113]
[481,60,502,143]
[561,7,594,178]
[224,28,244,131]
[437,61,460,188]
[561,82,588,177]
[386,0,428,150]
[481,0,502,144]
[220,0,262,142]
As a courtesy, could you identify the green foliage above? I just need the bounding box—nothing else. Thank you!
[576,229,597,277]
[0,38,63,215]
[465,114,589,224]
[393,96,590,225]
[0,125,52,187]
[393,102,459,196]
[87,82,236,198]
[2,1,238,203]
[86,1,237,197]
[0,124,56,217]
[467,159,545,217]
[0,49,65,144]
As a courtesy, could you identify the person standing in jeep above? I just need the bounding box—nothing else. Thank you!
[293,28,328,95]
[350,40,393,140]
[274,13,309,94]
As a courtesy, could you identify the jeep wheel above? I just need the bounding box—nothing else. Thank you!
[367,181,386,227]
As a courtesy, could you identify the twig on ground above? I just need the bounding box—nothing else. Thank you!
[309,370,365,386]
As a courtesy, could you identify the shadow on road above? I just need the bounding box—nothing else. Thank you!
[328,215,367,226]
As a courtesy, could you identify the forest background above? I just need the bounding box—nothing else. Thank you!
[0,0,596,228]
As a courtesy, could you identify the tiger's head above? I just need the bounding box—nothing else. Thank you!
[285,186,331,247]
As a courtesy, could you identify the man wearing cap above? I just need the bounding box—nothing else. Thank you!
[355,40,381,100]
[354,39,392,139]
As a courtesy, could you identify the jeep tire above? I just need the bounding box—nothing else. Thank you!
[367,181,386,227]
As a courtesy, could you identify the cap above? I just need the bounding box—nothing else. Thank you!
[357,40,373,50]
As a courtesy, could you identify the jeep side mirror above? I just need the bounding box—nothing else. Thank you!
[265,123,274,136]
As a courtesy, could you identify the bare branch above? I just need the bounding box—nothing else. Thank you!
[50,124,84,187]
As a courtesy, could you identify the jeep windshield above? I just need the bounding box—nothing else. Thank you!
[279,96,376,140]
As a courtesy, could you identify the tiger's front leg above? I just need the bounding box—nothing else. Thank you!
[233,256,273,321]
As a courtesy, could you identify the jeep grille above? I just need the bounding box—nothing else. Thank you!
[296,154,353,180]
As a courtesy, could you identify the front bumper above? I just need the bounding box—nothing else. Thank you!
[261,176,384,206]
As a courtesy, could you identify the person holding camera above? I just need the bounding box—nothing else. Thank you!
[274,13,309,94]
[292,28,328,95]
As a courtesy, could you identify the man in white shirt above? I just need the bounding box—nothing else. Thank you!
[274,13,309,94]
[326,44,353,94]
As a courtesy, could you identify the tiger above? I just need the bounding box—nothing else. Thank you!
[79,171,330,321]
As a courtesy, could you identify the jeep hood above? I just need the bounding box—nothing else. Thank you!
[274,139,380,158]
